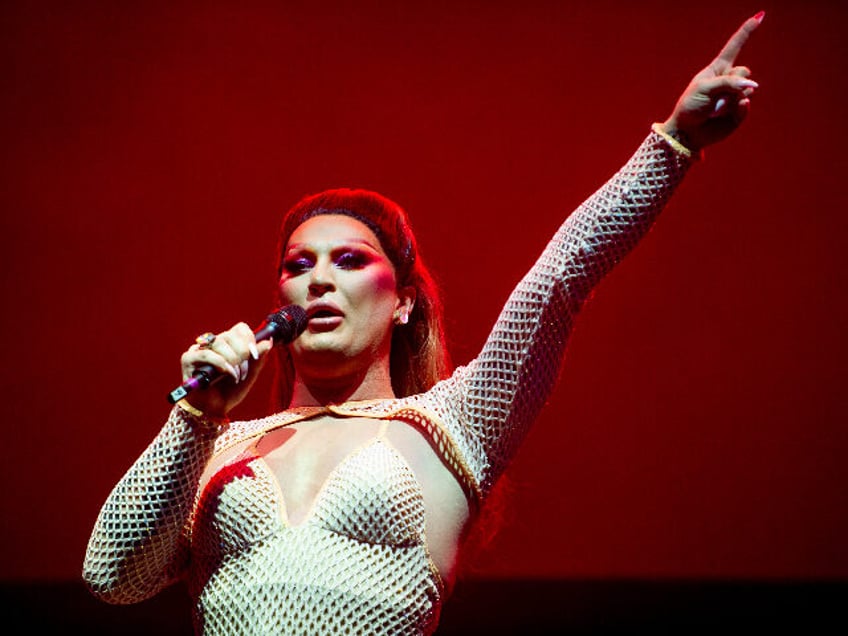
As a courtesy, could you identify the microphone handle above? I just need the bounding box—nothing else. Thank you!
[167,366,222,405]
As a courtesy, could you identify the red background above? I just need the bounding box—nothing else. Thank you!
[2,0,846,583]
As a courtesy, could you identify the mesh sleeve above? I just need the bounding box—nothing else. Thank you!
[417,130,694,498]
[82,405,222,604]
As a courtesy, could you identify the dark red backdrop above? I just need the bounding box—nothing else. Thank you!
[2,0,846,582]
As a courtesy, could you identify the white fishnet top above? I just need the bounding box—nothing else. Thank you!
[83,130,693,635]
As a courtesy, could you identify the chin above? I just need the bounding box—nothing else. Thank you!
[291,334,387,372]
[293,331,362,361]
[294,334,345,355]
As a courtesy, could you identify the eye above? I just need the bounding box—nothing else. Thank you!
[282,256,313,275]
[335,251,368,270]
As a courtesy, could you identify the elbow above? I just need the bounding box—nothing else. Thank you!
[82,557,161,605]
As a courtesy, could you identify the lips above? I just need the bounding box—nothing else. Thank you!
[305,302,344,331]
[306,302,344,320]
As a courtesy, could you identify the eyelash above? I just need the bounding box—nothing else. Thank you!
[336,252,366,269]
[282,251,368,275]
[282,258,311,275]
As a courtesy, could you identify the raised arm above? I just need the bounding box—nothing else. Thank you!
[418,14,764,499]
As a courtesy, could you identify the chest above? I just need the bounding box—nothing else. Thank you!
[193,416,449,548]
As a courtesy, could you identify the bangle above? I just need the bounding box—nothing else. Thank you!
[176,399,205,417]
[176,399,228,436]
[651,123,701,160]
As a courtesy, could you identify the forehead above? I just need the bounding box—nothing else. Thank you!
[286,214,383,251]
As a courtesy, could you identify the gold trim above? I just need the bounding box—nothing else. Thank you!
[208,400,483,509]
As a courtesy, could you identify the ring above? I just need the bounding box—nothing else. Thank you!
[195,332,216,347]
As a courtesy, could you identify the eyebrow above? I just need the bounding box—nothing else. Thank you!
[285,238,381,253]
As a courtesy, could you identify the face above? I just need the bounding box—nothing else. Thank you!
[279,214,412,378]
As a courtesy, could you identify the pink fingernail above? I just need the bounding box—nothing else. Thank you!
[225,363,239,382]
[753,11,765,23]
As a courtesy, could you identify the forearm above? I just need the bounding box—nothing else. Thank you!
[82,403,222,604]
[439,128,694,496]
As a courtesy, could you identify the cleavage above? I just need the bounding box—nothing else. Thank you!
[253,415,385,527]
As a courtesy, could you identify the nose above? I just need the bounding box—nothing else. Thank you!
[307,257,335,297]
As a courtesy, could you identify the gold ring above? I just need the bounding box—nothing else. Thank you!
[195,332,216,347]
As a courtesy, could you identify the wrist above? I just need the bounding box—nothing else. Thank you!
[653,121,702,159]
[176,399,229,436]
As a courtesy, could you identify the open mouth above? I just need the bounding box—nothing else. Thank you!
[309,309,339,319]
[306,304,344,330]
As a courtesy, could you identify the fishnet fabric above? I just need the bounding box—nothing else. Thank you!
[188,439,440,634]
[83,131,692,634]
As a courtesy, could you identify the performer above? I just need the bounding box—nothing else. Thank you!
[83,13,763,635]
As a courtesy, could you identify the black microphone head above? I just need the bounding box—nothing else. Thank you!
[267,305,308,343]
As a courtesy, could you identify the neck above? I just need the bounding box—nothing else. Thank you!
[288,359,396,407]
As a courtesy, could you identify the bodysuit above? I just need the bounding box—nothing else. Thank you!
[83,129,694,634]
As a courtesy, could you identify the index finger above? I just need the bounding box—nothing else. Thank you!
[714,12,764,67]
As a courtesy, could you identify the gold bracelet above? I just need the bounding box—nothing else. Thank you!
[651,122,700,160]
[176,399,205,417]
[176,399,229,435]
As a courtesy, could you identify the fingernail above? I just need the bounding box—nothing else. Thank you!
[240,360,249,379]
[739,79,759,89]
[249,342,259,360]
[753,11,765,23]
[225,363,239,382]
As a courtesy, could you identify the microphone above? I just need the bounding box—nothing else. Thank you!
[167,305,308,405]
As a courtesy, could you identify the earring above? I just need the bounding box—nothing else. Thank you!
[394,310,409,325]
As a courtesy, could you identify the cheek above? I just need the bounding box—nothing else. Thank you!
[348,269,398,310]
[370,267,399,293]
[277,277,303,304]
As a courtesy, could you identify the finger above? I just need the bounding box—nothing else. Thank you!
[737,97,751,120]
[695,75,758,117]
[728,65,752,78]
[700,75,759,97]
[729,97,751,127]
[210,323,254,364]
[184,346,240,382]
[256,339,274,357]
[228,322,260,361]
[211,334,250,382]
[714,12,764,68]
[711,85,756,119]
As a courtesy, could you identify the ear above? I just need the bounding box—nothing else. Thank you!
[395,286,416,324]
